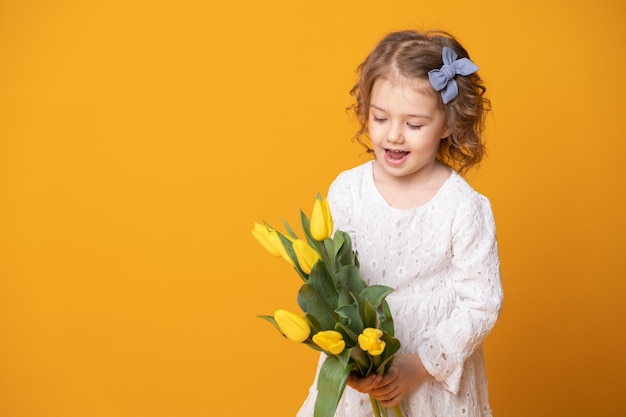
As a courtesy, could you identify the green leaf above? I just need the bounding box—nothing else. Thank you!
[363,299,380,329]
[380,301,395,336]
[336,348,353,369]
[335,304,363,343]
[360,285,394,307]
[322,238,337,268]
[304,312,325,335]
[349,292,367,326]
[313,355,352,417]
[332,231,345,255]
[334,321,358,346]
[360,285,396,336]
[331,232,345,267]
[302,339,323,352]
[257,315,286,339]
[376,333,401,374]
[277,232,308,281]
[334,231,359,267]
[335,265,366,307]
[282,217,300,239]
[257,314,277,327]
[349,345,373,377]
[297,263,339,330]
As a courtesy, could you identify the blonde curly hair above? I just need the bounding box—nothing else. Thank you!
[349,30,491,175]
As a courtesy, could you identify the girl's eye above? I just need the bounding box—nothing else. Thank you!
[372,116,387,123]
[407,123,423,130]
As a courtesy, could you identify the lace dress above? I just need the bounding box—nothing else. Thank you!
[296,161,503,417]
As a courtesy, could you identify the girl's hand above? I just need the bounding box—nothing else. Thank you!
[369,352,430,407]
[347,372,382,394]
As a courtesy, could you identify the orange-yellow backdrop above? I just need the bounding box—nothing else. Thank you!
[1,1,624,416]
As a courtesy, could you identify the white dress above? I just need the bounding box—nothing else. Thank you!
[296,161,503,417]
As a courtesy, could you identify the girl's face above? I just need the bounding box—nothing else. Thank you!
[368,77,450,184]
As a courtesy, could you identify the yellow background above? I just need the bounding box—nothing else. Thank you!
[1,1,624,416]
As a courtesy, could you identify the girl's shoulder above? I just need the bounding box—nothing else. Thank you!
[439,171,494,214]
[332,161,372,182]
[327,161,374,216]
[328,161,373,196]
[444,172,496,230]
[446,171,482,199]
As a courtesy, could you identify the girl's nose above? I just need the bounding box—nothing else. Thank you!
[387,123,404,144]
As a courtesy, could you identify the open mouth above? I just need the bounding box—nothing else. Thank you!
[385,149,409,162]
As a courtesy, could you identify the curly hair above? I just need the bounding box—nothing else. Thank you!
[349,30,491,175]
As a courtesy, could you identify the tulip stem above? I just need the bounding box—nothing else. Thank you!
[369,396,382,417]
[369,395,405,417]
[392,405,404,416]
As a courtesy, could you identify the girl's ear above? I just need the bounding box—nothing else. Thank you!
[440,124,451,139]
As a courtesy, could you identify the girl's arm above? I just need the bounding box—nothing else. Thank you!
[417,195,503,394]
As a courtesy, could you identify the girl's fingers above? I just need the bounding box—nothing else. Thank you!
[347,373,382,393]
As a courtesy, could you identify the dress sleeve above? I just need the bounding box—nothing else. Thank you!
[417,194,503,394]
[326,173,356,237]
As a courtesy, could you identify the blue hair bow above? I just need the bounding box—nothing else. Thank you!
[428,47,479,104]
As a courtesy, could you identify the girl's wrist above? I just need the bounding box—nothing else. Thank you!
[410,352,429,378]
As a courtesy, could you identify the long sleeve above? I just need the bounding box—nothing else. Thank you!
[417,194,503,393]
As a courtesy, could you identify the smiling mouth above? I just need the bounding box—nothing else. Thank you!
[385,149,409,160]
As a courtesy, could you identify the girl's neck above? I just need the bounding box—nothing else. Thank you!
[371,160,452,209]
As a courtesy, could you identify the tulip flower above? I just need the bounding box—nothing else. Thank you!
[312,330,346,355]
[251,223,294,267]
[292,239,321,274]
[255,195,405,417]
[274,309,310,343]
[310,196,333,241]
[358,328,386,356]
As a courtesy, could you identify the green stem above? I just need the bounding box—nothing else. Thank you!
[372,355,383,375]
[391,405,404,416]
[369,397,404,417]
[369,396,382,417]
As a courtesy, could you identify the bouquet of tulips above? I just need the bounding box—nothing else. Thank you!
[253,195,404,417]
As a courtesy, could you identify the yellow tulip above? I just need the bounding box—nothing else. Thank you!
[312,330,346,355]
[310,197,333,241]
[251,223,294,266]
[358,328,386,356]
[274,309,310,342]
[252,223,280,256]
[292,239,321,274]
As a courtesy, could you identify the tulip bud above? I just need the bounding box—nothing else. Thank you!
[274,309,311,343]
[252,223,281,256]
[310,197,333,241]
[292,239,321,274]
[312,330,346,355]
[358,328,386,356]
[251,223,294,266]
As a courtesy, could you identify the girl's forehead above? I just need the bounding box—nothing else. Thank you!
[370,77,443,115]
[372,76,438,102]
[379,74,432,92]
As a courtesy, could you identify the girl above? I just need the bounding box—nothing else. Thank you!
[297,30,503,417]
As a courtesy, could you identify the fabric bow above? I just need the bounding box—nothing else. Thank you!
[428,47,479,104]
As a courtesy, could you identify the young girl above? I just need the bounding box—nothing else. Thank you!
[296,30,503,417]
